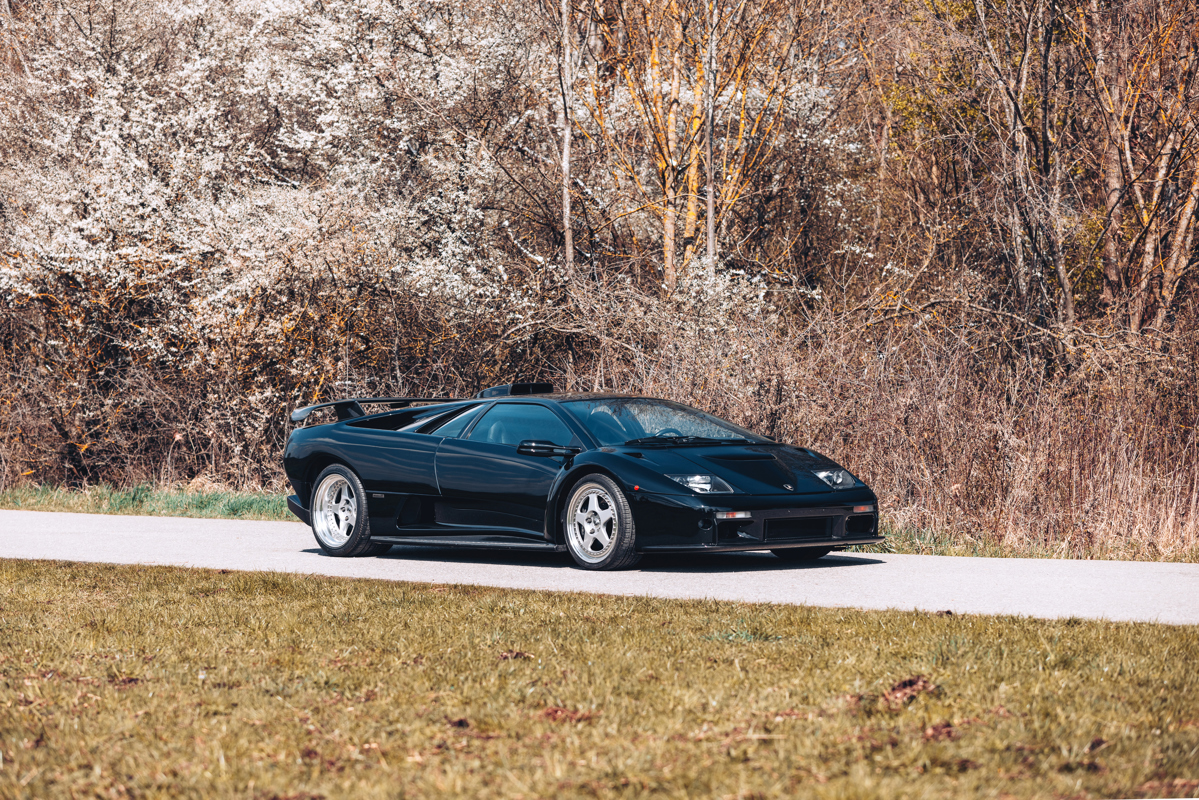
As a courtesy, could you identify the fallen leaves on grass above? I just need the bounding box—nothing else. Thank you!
[542,707,596,723]
[838,675,938,717]
[1136,778,1199,797]
[836,729,899,749]
[768,709,816,722]
[923,721,958,741]
[884,675,937,708]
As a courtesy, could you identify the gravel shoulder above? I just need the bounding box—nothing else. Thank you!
[2,509,1196,625]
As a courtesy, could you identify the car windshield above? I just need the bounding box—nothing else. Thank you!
[562,398,767,446]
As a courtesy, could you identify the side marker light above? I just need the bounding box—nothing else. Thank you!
[852,505,875,513]
[715,511,752,520]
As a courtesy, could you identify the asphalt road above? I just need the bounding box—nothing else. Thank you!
[1,509,1196,625]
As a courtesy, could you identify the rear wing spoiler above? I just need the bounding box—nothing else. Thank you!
[289,397,452,424]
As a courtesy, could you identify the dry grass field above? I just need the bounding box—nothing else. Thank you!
[1,559,1197,799]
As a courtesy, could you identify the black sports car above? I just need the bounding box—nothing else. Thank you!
[283,382,882,570]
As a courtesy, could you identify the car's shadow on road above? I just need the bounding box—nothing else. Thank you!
[637,552,885,572]
[302,546,884,573]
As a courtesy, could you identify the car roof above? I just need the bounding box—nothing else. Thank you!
[490,393,644,403]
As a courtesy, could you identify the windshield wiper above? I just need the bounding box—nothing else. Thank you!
[622,435,750,446]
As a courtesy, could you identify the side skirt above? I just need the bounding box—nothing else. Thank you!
[371,534,566,553]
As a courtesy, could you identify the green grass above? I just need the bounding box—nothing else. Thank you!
[0,484,290,521]
[1,561,1197,799]
[6,484,1198,562]
[852,522,1199,563]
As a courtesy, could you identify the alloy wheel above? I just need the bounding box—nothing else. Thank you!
[313,474,357,548]
[568,485,617,564]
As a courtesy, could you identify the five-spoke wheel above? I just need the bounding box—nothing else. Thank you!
[570,487,616,562]
[313,472,358,548]
[564,474,640,570]
[309,464,389,557]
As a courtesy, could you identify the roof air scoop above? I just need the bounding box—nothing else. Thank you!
[476,382,555,398]
[290,397,445,423]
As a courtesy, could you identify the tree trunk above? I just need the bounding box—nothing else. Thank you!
[1090,0,1125,306]
[659,14,682,293]
[681,135,702,269]
[1129,130,1175,333]
[705,0,717,279]
[560,0,574,279]
[1150,168,1199,332]
[645,24,681,294]
[681,52,704,270]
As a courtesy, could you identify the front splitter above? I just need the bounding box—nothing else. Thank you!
[638,536,885,554]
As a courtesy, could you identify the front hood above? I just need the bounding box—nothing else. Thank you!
[622,443,838,495]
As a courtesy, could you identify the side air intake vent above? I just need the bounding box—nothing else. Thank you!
[476,382,555,398]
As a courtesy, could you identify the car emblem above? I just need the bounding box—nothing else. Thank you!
[783,483,793,491]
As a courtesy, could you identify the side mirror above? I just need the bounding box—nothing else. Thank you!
[517,440,581,457]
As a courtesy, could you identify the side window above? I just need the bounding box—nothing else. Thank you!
[467,404,574,447]
[429,404,485,438]
[395,404,468,432]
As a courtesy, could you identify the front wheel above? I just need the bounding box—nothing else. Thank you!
[310,464,384,557]
[771,546,832,562]
[563,475,640,570]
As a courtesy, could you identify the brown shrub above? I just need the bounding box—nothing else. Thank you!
[1,253,1196,561]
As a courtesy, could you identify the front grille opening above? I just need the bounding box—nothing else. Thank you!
[765,517,831,542]
[717,521,754,544]
[846,514,877,535]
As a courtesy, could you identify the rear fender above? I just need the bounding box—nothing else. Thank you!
[285,450,352,510]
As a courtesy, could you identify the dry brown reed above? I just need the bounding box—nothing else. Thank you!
[1,259,1196,561]
[593,309,1199,562]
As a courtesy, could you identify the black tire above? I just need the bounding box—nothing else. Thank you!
[562,474,641,570]
[309,464,383,557]
[771,546,833,562]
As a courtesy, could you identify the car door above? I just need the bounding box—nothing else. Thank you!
[331,425,441,496]
[330,405,473,534]
[433,402,580,537]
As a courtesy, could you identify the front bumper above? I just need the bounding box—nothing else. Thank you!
[629,489,881,551]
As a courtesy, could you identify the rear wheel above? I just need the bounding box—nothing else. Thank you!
[310,464,384,557]
[563,474,640,570]
[771,546,832,562]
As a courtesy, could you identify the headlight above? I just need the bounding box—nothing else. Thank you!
[667,474,734,494]
[813,468,859,489]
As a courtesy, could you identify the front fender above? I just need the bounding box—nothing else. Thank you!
[541,451,692,542]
